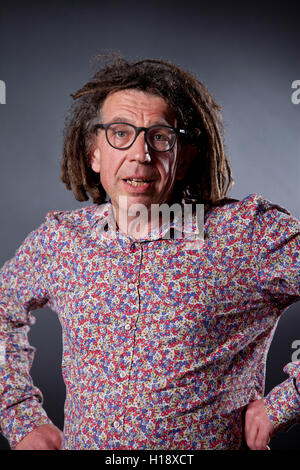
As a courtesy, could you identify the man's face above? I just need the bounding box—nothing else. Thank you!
[91,89,189,214]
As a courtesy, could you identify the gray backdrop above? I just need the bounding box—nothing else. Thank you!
[0,0,299,450]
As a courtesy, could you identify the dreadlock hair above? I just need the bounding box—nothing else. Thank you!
[61,54,234,205]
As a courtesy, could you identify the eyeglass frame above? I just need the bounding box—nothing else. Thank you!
[93,122,186,152]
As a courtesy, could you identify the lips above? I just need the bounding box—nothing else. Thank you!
[124,177,153,187]
[122,176,155,192]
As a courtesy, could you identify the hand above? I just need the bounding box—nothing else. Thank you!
[244,399,275,450]
[14,423,63,450]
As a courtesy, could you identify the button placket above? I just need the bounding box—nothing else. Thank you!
[113,414,125,433]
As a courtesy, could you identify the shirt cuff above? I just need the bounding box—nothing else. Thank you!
[0,398,53,449]
[264,377,300,432]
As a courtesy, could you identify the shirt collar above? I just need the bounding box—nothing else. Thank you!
[91,201,204,243]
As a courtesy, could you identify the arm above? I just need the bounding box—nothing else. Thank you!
[0,213,62,449]
[245,197,300,449]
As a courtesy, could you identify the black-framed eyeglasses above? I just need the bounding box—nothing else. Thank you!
[93,122,186,152]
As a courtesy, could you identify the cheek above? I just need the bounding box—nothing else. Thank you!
[157,155,177,182]
[99,145,119,174]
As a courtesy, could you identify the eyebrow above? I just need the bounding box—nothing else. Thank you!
[107,116,173,126]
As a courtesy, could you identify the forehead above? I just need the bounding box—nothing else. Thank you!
[101,89,177,123]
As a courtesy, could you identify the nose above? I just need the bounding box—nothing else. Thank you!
[128,130,151,163]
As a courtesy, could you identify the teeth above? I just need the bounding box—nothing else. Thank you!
[126,179,150,187]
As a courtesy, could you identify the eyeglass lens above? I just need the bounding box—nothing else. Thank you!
[106,123,176,151]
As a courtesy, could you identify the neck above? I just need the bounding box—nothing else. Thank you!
[112,203,160,240]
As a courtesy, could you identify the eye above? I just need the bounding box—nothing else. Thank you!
[111,128,128,138]
[153,133,168,141]
[115,130,127,138]
[108,124,133,139]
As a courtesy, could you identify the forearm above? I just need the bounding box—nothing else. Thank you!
[0,213,56,448]
[264,363,300,432]
[0,323,52,448]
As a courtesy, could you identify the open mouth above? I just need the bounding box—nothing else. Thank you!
[123,178,153,187]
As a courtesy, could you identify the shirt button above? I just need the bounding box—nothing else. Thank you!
[128,283,135,289]
[113,420,120,429]
[125,324,131,330]
[120,371,126,378]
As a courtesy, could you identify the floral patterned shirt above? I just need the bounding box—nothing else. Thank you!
[0,193,299,450]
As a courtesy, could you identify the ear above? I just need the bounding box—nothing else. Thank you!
[90,147,101,173]
[176,145,197,181]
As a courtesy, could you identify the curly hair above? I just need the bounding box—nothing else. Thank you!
[61,54,234,205]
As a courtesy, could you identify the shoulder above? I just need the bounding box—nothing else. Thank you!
[205,193,299,243]
[205,193,295,225]
[44,204,99,227]
[34,204,102,246]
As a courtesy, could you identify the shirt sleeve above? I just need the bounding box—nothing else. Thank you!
[251,196,300,431]
[0,213,57,449]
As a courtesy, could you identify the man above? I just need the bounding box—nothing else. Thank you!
[0,56,299,450]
